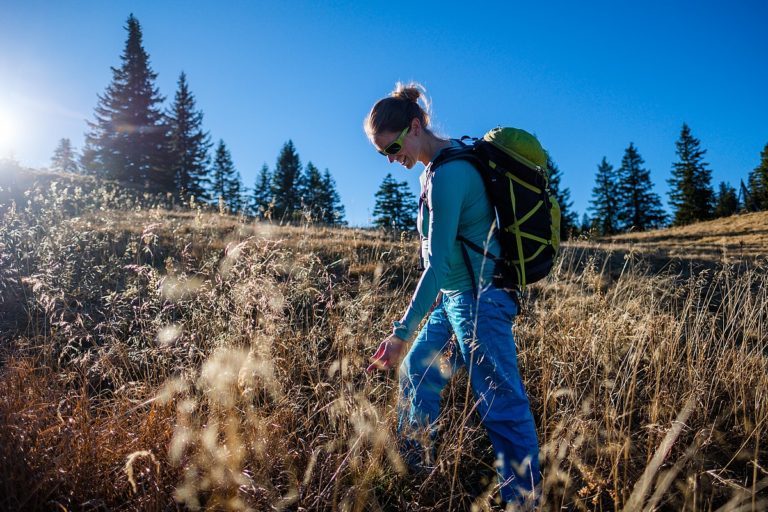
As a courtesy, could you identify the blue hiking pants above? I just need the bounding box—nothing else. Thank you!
[398,285,540,504]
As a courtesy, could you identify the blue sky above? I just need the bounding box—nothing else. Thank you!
[1,0,766,226]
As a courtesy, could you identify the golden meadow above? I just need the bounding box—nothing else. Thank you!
[1,174,766,511]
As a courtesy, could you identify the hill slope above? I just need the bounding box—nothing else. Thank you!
[587,211,768,261]
[1,175,766,510]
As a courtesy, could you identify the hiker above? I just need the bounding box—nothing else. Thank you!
[363,82,541,507]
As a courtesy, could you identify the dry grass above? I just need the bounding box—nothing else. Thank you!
[1,178,766,511]
[586,211,768,261]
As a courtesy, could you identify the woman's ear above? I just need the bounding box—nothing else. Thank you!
[411,117,421,136]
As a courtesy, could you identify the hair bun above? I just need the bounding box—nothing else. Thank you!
[392,82,424,103]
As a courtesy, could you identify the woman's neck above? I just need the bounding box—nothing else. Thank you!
[419,134,452,165]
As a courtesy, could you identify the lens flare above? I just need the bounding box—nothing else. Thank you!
[0,111,15,156]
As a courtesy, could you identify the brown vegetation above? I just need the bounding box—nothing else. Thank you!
[592,211,768,261]
[0,177,766,510]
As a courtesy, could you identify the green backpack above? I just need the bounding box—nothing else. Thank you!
[428,127,561,291]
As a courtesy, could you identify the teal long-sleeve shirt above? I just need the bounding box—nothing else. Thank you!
[393,142,501,341]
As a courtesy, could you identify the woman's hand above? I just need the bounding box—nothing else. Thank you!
[366,334,407,372]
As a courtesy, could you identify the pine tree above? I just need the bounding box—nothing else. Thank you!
[250,163,272,219]
[271,140,303,222]
[372,173,416,231]
[588,157,620,235]
[748,142,768,210]
[546,154,577,239]
[578,213,591,236]
[82,14,172,192]
[299,161,326,221]
[574,213,594,236]
[50,138,80,174]
[740,180,759,212]
[321,168,346,225]
[667,124,715,225]
[617,143,666,231]
[211,140,241,213]
[714,182,739,218]
[296,163,346,225]
[229,170,244,214]
[167,71,212,202]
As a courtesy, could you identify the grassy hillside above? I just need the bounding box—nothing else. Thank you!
[1,175,766,510]
[598,211,768,261]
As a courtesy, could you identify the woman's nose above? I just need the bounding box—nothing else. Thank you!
[387,154,396,163]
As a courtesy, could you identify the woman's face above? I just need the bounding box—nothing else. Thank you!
[372,120,419,170]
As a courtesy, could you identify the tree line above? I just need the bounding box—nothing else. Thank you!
[48,15,768,233]
[580,127,768,235]
[49,14,345,224]
[587,124,768,235]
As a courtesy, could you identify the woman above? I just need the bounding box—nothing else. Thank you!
[364,82,541,507]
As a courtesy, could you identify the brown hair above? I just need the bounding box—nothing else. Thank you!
[364,81,432,139]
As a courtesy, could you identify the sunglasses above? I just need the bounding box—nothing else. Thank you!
[378,126,409,156]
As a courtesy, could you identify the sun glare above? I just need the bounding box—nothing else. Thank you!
[0,109,17,156]
[0,105,21,158]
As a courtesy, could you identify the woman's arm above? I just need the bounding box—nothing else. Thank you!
[393,162,464,341]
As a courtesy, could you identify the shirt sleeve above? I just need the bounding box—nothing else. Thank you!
[393,162,464,341]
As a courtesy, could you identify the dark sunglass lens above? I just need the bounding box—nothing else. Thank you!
[385,143,401,155]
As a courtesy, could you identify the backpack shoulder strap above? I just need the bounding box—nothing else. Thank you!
[430,138,482,172]
[423,140,481,209]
